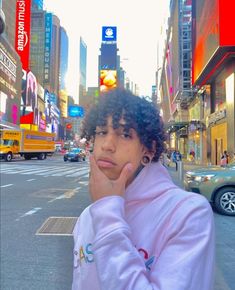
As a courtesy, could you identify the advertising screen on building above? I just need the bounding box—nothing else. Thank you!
[102,26,117,42]
[192,0,220,84]
[68,106,84,118]
[100,43,117,70]
[15,0,31,71]
[99,70,117,92]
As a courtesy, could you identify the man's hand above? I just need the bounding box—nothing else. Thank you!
[89,155,133,202]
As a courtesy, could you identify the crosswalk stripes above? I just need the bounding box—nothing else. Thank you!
[0,164,89,178]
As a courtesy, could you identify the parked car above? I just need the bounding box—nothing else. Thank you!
[63,148,86,162]
[184,162,235,216]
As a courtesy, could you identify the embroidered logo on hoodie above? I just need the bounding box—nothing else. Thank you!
[74,243,155,271]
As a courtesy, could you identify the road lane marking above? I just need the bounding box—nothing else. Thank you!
[16,207,42,221]
[1,184,13,188]
[67,169,89,177]
[27,179,36,182]
[48,187,81,203]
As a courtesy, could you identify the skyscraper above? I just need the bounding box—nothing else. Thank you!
[30,9,46,85]
[79,37,87,101]
[59,26,68,90]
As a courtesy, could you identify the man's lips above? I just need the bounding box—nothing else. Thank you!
[96,158,117,168]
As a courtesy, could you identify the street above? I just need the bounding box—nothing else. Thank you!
[1,155,235,290]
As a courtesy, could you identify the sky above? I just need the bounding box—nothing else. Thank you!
[43,0,170,99]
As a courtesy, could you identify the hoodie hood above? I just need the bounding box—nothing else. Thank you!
[125,162,177,203]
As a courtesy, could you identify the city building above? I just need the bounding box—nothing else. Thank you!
[192,0,235,165]
[159,0,192,157]
[30,9,46,85]
[98,26,119,92]
[79,37,87,102]
[0,0,22,129]
[32,0,43,10]
[1,0,16,48]
[59,27,69,90]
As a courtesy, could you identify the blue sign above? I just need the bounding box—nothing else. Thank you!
[68,106,84,118]
[44,13,52,82]
[102,26,117,42]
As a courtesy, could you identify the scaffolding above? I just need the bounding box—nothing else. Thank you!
[178,0,193,107]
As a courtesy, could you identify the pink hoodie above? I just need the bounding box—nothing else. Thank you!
[72,162,215,290]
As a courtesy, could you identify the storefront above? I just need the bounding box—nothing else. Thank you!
[206,63,235,165]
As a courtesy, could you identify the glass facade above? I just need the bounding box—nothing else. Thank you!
[59,27,69,90]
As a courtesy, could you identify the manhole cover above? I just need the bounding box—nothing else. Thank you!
[36,217,78,236]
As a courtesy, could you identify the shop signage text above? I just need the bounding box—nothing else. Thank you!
[207,109,226,126]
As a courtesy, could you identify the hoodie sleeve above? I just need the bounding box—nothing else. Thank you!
[90,195,215,290]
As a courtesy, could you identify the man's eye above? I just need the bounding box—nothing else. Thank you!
[95,130,106,136]
[121,132,132,139]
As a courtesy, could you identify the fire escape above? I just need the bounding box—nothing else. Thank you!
[177,0,193,108]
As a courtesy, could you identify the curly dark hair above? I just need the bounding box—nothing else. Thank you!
[81,89,166,162]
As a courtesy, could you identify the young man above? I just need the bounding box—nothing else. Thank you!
[72,89,214,290]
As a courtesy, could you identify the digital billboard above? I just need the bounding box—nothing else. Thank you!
[99,70,117,92]
[100,43,117,70]
[192,0,235,85]
[102,26,117,42]
[68,106,84,118]
[15,0,31,71]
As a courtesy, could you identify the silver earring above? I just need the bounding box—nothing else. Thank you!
[141,155,151,166]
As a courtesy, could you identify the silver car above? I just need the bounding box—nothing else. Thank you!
[184,162,235,216]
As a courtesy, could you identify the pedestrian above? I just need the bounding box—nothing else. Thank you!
[72,89,214,290]
[171,149,178,171]
[220,150,229,166]
[189,148,195,162]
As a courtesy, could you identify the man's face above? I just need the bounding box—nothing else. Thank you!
[93,116,146,183]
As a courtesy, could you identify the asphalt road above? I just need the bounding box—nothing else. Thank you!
[1,155,234,290]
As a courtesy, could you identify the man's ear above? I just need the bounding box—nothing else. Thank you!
[142,141,156,159]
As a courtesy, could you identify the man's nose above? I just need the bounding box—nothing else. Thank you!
[101,133,116,152]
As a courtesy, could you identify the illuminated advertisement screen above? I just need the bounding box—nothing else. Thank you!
[99,70,117,92]
[102,26,117,42]
[68,106,85,118]
[15,0,31,71]
[165,32,177,115]
[100,43,117,70]
[192,0,220,84]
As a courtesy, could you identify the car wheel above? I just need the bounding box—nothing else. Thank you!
[5,152,12,162]
[64,157,67,162]
[38,153,46,160]
[214,187,235,216]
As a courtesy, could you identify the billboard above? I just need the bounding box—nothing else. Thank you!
[68,106,84,118]
[102,26,117,42]
[100,43,117,70]
[15,0,31,71]
[219,0,235,46]
[44,13,52,83]
[21,71,38,125]
[192,0,235,85]
[99,70,117,92]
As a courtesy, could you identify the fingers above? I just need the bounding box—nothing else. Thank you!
[89,154,104,179]
[118,163,133,185]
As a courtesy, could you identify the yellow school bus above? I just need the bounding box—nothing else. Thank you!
[0,129,55,161]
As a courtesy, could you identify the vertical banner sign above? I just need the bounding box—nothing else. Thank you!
[15,0,31,71]
[44,13,52,83]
